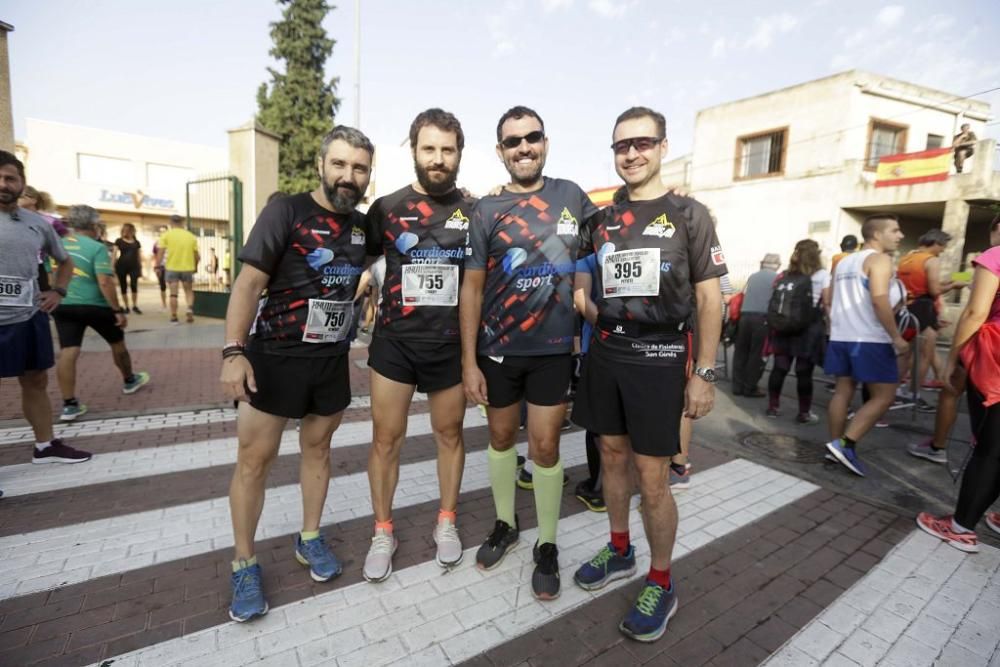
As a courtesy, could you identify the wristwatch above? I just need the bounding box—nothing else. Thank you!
[694,367,718,384]
[52,287,67,297]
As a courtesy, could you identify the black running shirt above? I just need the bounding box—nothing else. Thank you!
[467,177,598,357]
[578,192,728,365]
[365,185,476,342]
[240,192,368,357]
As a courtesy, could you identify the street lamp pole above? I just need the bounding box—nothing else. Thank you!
[353,0,361,128]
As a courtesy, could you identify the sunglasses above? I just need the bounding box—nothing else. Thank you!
[500,130,545,149]
[611,136,663,154]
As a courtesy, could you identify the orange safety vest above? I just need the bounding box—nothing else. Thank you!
[897,249,935,303]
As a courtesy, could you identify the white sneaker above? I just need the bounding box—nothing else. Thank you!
[362,528,398,583]
[434,518,463,567]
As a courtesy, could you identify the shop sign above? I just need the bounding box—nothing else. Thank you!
[99,189,175,210]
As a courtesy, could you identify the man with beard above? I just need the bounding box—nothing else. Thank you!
[0,150,93,471]
[361,108,476,581]
[220,126,374,622]
[461,106,598,600]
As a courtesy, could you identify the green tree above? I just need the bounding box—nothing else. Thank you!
[257,0,341,193]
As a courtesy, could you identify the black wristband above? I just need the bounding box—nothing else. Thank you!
[52,287,67,297]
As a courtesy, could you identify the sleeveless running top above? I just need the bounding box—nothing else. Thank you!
[897,249,934,302]
[830,249,891,344]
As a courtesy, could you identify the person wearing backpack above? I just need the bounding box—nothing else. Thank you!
[766,240,829,423]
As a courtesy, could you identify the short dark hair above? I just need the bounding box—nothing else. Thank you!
[613,106,666,139]
[0,150,25,181]
[918,229,952,247]
[496,106,544,142]
[839,234,858,252]
[319,125,375,161]
[861,214,898,241]
[169,214,184,226]
[410,108,464,152]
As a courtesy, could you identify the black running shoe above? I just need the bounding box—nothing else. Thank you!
[475,516,519,570]
[532,542,561,600]
[575,479,606,512]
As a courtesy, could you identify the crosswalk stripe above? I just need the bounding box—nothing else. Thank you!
[98,459,818,667]
[0,407,484,497]
[0,429,586,600]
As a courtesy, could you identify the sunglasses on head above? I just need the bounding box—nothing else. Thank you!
[611,136,663,155]
[500,130,545,149]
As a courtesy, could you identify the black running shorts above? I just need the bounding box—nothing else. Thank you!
[244,348,351,419]
[571,345,687,457]
[907,296,939,332]
[367,336,461,393]
[477,354,572,408]
[53,305,125,348]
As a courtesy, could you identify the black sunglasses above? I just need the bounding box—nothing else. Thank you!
[611,136,663,155]
[500,130,545,149]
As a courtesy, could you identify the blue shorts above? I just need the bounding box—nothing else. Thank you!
[824,340,899,384]
[0,311,55,378]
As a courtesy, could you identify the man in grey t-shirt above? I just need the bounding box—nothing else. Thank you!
[0,151,93,467]
[731,253,781,396]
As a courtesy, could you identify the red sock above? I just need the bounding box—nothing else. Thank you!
[611,531,630,556]
[648,567,671,589]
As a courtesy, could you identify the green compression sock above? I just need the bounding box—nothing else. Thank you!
[533,459,564,546]
[487,445,518,527]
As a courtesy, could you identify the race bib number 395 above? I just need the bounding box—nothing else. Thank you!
[602,248,660,298]
[401,264,458,307]
[302,299,353,343]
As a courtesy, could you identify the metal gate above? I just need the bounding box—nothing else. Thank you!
[185,175,243,316]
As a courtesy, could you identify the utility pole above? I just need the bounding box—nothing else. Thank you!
[353,0,361,128]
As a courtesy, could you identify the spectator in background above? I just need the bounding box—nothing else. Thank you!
[155,214,200,324]
[732,253,781,397]
[113,223,143,314]
[207,248,220,288]
[152,227,168,309]
[19,186,67,237]
[952,123,977,174]
[830,235,858,272]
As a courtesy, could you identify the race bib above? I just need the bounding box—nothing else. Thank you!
[0,275,34,308]
[401,264,458,307]
[302,299,353,343]
[602,248,660,298]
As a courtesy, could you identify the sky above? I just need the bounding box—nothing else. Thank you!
[4,0,1000,194]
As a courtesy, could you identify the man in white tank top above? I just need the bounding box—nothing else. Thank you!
[824,214,908,476]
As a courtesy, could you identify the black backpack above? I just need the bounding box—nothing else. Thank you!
[767,272,815,334]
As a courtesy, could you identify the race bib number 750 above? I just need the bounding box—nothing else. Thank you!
[302,299,354,343]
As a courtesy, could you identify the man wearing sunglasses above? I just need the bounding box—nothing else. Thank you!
[571,107,726,642]
[460,105,598,600]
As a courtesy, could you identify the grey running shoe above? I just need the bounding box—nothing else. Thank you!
[532,542,561,600]
[669,463,691,490]
[475,517,519,570]
[60,403,88,422]
[433,517,463,567]
[907,439,947,464]
[123,371,151,395]
[362,528,398,583]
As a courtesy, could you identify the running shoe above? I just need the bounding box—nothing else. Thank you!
[986,512,1000,537]
[907,439,947,464]
[122,371,151,395]
[294,533,342,582]
[915,397,936,413]
[59,403,88,422]
[516,454,525,474]
[475,516,519,570]
[532,542,561,600]
[32,439,92,464]
[825,440,865,477]
[916,513,979,553]
[170,316,179,324]
[765,407,780,418]
[433,516,463,567]
[575,479,606,512]
[669,463,691,490]
[362,527,398,582]
[516,467,534,490]
[185,311,195,323]
[620,580,678,642]
[229,562,268,622]
[574,543,636,590]
[131,306,143,315]
[795,412,820,425]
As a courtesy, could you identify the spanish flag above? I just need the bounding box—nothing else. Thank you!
[587,186,619,208]
[875,148,951,188]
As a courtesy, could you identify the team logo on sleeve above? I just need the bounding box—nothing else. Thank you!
[444,209,470,231]
[711,245,726,266]
[642,213,675,239]
[556,208,578,236]
[351,225,366,245]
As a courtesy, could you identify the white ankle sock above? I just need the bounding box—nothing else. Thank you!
[35,440,51,452]
[951,518,972,534]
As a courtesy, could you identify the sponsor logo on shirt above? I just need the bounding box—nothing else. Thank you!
[711,245,726,266]
[641,213,675,239]
[306,248,335,271]
[444,209,470,231]
[351,225,366,245]
[556,207,578,236]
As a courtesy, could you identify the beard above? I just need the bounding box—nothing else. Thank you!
[505,151,546,186]
[322,179,361,213]
[414,160,458,196]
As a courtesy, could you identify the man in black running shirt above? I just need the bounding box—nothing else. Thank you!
[362,109,476,582]
[460,106,598,600]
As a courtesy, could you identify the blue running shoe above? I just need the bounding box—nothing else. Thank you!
[295,533,343,582]
[825,440,866,477]
[620,580,678,642]
[229,562,268,622]
[574,543,636,591]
